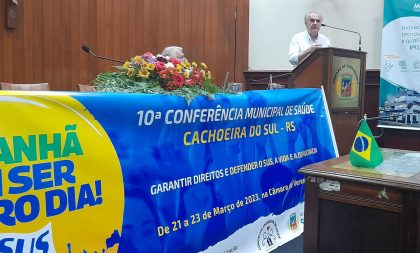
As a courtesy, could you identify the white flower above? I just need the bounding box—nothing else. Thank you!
[165,62,175,69]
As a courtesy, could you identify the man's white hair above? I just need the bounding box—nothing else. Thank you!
[162,46,183,58]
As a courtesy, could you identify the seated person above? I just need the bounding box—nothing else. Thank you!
[288,11,331,67]
[161,46,187,62]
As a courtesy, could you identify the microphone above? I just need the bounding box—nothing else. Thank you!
[222,72,230,91]
[357,103,414,138]
[321,24,362,51]
[81,45,125,64]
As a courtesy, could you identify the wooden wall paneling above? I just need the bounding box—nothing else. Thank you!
[168,1,179,49]
[126,0,135,58]
[209,0,219,85]
[183,0,193,60]
[190,0,200,61]
[87,0,98,84]
[71,0,81,87]
[200,0,207,58]
[61,0,71,90]
[78,0,89,86]
[0,0,249,91]
[33,0,44,83]
[23,0,34,82]
[132,0,142,55]
[221,0,231,84]
[7,1,19,82]
[225,0,236,84]
[95,0,105,76]
[42,0,53,88]
[174,0,181,46]
[204,0,213,79]
[112,0,121,65]
[52,0,63,90]
[209,0,235,86]
[157,0,165,51]
[217,0,227,85]
[198,0,207,62]
[3,8,14,82]
[119,0,129,62]
[178,0,187,51]
[235,0,249,84]
[0,1,4,82]
[101,0,113,73]
[143,0,155,53]
[12,0,24,83]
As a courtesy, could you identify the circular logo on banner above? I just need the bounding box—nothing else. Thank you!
[0,92,124,253]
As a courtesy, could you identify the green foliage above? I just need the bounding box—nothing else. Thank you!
[92,72,223,102]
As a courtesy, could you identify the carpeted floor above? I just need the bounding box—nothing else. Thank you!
[271,234,303,253]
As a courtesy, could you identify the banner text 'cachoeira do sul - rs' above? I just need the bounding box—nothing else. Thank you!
[0,89,337,253]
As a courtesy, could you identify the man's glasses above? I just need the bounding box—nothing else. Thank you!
[309,18,322,24]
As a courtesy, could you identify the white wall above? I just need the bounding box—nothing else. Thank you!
[249,0,384,70]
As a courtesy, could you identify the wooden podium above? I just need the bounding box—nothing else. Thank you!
[299,149,420,253]
[289,47,367,155]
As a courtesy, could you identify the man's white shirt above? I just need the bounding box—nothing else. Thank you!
[288,31,331,67]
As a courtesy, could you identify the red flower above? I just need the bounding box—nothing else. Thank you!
[155,61,166,73]
[172,73,185,84]
[169,58,181,66]
[185,79,195,86]
[166,73,184,90]
[191,71,202,85]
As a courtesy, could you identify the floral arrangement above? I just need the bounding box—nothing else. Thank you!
[93,52,221,100]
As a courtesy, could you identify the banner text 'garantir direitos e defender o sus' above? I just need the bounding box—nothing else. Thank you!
[0,89,336,253]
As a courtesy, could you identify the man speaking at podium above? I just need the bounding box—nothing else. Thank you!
[288,11,331,67]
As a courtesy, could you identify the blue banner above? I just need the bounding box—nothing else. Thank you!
[0,88,336,253]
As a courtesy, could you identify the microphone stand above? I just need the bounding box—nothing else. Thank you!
[81,45,125,64]
[321,24,362,51]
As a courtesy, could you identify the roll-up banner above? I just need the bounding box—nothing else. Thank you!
[380,0,420,130]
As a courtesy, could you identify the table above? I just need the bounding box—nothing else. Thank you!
[299,149,420,253]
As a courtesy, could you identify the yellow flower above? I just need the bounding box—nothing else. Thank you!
[133,56,142,63]
[138,69,150,78]
[184,71,190,78]
[192,62,198,68]
[127,68,135,77]
[206,71,212,79]
[147,63,155,71]
[141,62,149,70]
[200,70,206,78]
[176,64,183,73]
[123,62,131,69]
[201,63,207,69]
[182,61,191,68]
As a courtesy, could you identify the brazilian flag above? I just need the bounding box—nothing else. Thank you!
[349,120,383,168]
